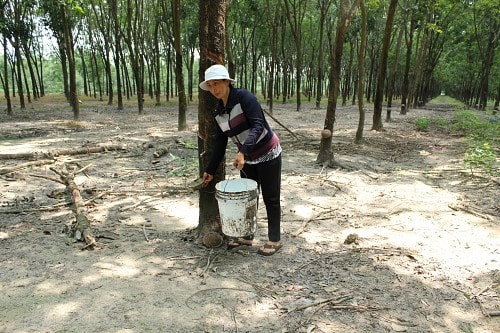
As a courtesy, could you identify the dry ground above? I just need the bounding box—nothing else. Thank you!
[0,95,498,333]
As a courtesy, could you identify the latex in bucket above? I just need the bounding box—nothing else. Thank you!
[215,178,258,237]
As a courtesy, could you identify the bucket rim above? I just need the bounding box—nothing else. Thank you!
[215,178,258,193]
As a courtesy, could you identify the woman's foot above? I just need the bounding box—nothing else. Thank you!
[227,236,253,249]
[257,241,282,256]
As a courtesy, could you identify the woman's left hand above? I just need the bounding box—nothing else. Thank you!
[232,152,245,170]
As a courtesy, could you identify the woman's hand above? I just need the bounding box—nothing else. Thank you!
[232,152,245,170]
[202,172,213,187]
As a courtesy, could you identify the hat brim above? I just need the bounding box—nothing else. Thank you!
[199,78,236,91]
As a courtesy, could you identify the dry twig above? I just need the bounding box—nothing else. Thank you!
[287,294,351,312]
[185,287,255,310]
[292,208,333,237]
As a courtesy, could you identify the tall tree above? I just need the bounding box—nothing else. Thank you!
[317,0,358,166]
[172,0,187,130]
[60,1,81,120]
[1,37,13,116]
[386,24,403,121]
[473,0,498,110]
[355,0,367,144]
[110,0,123,109]
[400,0,417,114]
[123,0,145,114]
[263,0,281,114]
[372,0,398,131]
[197,0,227,235]
[88,0,113,104]
[40,0,70,101]
[0,0,13,115]
[282,0,308,111]
[315,0,332,109]
[181,0,199,102]
[9,0,27,109]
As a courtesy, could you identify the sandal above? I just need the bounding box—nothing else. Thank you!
[227,235,253,249]
[257,243,282,256]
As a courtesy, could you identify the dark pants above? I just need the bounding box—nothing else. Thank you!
[241,154,282,242]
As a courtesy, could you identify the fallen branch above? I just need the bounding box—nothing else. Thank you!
[0,144,127,160]
[0,202,71,214]
[449,203,493,221]
[50,165,99,250]
[0,159,55,175]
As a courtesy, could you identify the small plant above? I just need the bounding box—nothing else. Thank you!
[464,142,497,175]
[415,117,430,131]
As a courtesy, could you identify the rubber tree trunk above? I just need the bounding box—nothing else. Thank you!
[197,0,228,235]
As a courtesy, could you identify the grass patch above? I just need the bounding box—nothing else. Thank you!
[429,95,465,106]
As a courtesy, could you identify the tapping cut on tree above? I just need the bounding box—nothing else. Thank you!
[321,129,332,139]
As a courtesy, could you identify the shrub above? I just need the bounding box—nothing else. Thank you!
[451,110,499,175]
[452,110,498,142]
[433,116,448,127]
[415,117,430,131]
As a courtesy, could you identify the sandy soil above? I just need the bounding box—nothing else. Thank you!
[0,96,498,333]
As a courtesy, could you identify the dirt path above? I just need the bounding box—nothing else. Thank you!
[0,98,498,332]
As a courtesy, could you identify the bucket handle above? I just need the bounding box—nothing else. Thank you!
[222,169,253,192]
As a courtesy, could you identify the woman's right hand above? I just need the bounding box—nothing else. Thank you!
[202,172,213,187]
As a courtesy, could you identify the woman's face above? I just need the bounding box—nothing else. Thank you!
[206,79,230,100]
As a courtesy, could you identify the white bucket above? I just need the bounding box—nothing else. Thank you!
[215,178,258,237]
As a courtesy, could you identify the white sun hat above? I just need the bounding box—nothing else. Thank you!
[199,64,236,91]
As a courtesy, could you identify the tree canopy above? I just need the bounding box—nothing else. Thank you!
[0,0,498,118]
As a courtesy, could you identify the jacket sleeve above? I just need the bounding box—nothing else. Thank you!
[238,91,267,157]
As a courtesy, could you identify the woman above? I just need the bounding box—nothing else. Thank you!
[200,64,282,256]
